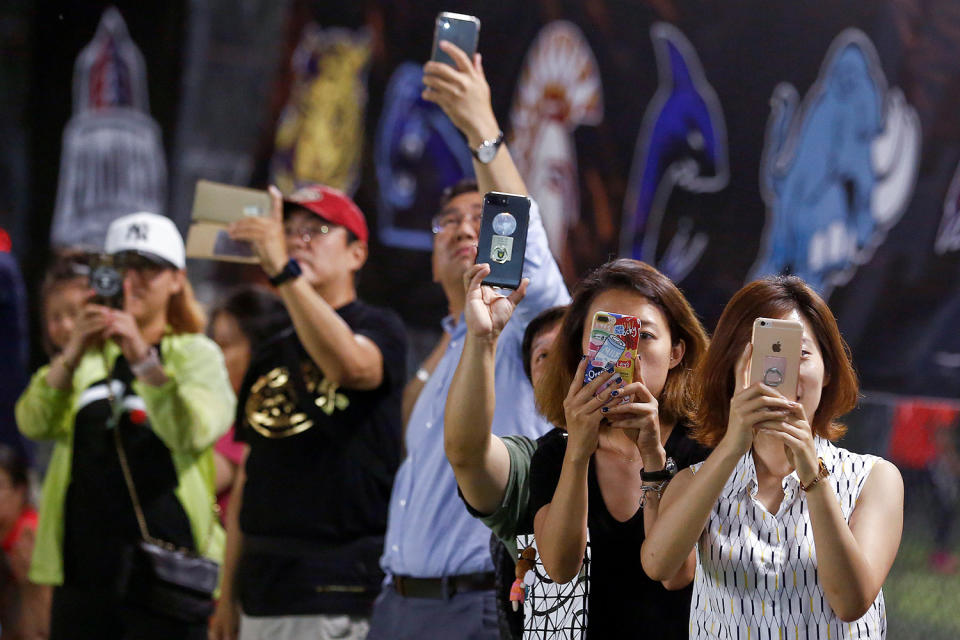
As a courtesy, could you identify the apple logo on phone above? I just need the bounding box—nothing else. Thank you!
[772,341,782,353]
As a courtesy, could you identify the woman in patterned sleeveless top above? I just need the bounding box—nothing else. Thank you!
[642,276,903,639]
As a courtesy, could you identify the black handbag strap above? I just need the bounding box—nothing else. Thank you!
[104,352,186,552]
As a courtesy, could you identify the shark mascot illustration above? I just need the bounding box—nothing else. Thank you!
[750,28,921,294]
[620,22,729,282]
[374,62,475,251]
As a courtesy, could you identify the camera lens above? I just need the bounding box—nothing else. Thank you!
[760,321,766,326]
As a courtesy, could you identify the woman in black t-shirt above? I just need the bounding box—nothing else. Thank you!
[528,259,710,638]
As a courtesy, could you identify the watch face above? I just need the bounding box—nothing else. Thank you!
[477,143,497,163]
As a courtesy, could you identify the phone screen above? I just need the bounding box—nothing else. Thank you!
[476,192,530,289]
[431,13,480,66]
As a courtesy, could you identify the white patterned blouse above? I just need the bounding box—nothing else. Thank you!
[689,437,887,639]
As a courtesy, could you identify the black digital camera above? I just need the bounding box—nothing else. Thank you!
[88,253,125,309]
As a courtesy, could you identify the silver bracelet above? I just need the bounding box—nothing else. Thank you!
[130,347,162,378]
[639,479,670,508]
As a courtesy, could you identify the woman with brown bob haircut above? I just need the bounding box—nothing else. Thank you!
[642,276,903,638]
[528,258,710,638]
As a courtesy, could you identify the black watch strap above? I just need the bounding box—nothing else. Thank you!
[641,457,677,482]
[269,258,302,287]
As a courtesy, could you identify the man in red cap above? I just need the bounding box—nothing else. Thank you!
[210,186,408,639]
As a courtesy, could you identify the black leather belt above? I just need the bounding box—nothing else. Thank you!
[392,572,496,599]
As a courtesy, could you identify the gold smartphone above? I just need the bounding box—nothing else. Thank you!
[749,317,803,400]
[185,180,271,263]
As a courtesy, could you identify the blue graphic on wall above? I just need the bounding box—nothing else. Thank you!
[751,29,921,294]
[935,160,960,255]
[620,23,729,282]
[375,62,475,251]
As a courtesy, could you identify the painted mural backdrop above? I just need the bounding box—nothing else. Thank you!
[50,8,167,249]
[359,1,960,400]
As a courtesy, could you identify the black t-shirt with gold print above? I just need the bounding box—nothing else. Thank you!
[235,299,407,616]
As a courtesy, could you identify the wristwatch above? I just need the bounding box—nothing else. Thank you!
[472,130,505,164]
[269,258,302,287]
[640,457,677,482]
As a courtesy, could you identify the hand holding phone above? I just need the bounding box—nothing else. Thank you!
[186,180,271,264]
[476,192,530,290]
[430,12,480,67]
[749,317,803,400]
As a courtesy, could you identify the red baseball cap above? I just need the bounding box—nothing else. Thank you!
[283,185,368,243]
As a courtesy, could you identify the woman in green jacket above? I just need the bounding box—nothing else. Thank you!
[16,212,235,639]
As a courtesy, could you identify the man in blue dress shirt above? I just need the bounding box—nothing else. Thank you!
[367,42,570,639]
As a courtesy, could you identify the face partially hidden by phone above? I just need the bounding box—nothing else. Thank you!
[431,191,482,289]
[580,289,685,402]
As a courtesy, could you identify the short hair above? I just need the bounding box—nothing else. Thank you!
[535,259,709,429]
[521,306,567,383]
[437,178,479,213]
[691,276,858,448]
[208,285,290,348]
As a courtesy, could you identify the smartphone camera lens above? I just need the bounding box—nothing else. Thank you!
[760,321,766,326]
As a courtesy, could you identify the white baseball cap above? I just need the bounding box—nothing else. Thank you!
[105,212,185,269]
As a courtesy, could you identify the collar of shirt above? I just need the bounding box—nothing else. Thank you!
[728,436,836,504]
[441,313,466,339]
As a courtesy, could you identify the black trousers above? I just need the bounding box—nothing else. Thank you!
[50,585,206,640]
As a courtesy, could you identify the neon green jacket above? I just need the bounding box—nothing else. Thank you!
[15,332,235,586]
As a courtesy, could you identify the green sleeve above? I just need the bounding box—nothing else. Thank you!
[133,334,236,454]
[477,435,537,547]
[15,366,74,442]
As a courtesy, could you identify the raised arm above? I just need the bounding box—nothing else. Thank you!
[444,264,527,514]
[759,398,903,620]
[423,41,526,197]
[803,458,903,620]
[533,360,616,583]
[603,356,696,589]
[134,334,235,454]
[423,42,569,322]
[642,344,795,580]
[229,188,385,390]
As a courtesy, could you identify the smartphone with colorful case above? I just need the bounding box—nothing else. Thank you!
[583,311,639,387]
